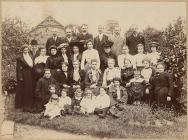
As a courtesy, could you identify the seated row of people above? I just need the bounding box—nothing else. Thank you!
[37,60,173,119]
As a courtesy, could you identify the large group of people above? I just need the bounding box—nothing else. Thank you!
[15,24,174,119]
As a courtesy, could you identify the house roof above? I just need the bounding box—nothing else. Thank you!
[29,16,64,34]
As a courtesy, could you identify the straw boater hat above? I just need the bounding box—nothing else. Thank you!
[57,43,69,50]
[150,41,160,49]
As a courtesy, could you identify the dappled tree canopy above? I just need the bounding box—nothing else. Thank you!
[2,17,30,64]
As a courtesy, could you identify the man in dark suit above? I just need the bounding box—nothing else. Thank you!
[77,24,93,50]
[62,27,77,56]
[126,28,145,55]
[46,29,63,55]
[94,25,109,56]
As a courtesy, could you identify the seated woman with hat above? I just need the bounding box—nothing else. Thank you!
[100,40,117,72]
[57,43,72,70]
[69,41,84,68]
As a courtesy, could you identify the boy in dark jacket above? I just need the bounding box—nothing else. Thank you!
[35,69,58,112]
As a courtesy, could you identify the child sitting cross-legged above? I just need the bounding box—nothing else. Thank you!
[108,77,128,118]
[43,85,61,120]
[126,70,146,105]
[94,87,110,119]
[58,89,72,116]
[80,88,96,116]
[71,88,83,115]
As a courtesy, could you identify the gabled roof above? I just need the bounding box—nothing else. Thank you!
[29,16,64,34]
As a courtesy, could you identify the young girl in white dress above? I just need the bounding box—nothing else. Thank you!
[43,85,60,120]
[102,58,121,89]
[134,44,147,71]
[80,89,96,115]
[147,41,161,66]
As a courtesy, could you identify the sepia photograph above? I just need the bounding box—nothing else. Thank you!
[0,0,187,139]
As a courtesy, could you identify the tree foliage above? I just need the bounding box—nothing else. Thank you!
[2,17,30,64]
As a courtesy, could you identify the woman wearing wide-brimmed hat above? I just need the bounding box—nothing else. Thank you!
[69,41,84,66]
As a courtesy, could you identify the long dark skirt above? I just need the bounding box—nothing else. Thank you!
[153,86,172,107]
[15,68,34,111]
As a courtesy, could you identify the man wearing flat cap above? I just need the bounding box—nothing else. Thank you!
[100,40,117,72]
[46,28,63,55]
[126,27,145,55]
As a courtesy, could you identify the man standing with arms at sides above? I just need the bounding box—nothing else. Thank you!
[94,25,109,56]
[46,28,63,55]
[109,26,126,57]
[77,24,93,50]
[126,27,145,55]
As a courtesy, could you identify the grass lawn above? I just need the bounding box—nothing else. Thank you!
[7,104,187,139]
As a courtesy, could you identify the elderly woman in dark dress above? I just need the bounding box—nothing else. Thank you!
[15,45,34,112]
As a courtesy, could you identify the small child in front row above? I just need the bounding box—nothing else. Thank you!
[94,87,110,119]
[141,58,155,104]
[80,89,96,116]
[149,63,173,107]
[71,88,83,115]
[126,70,146,105]
[59,89,72,116]
[43,93,60,120]
[108,77,128,118]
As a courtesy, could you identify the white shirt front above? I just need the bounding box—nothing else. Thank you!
[98,34,104,41]
[147,52,161,65]
[35,55,49,64]
[58,96,71,109]
[73,69,80,81]
[102,67,121,87]
[141,67,153,82]
[62,54,68,63]
[135,53,147,67]
[95,94,110,109]
[118,54,136,69]
[73,53,79,61]
[81,49,100,70]
[23,53,33,67]
[80,98,96,113]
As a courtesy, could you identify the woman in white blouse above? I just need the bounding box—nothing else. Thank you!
[102,58,121,88]
[118,45,136,69]
[34,47,49,80]
[81,39,100,71]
